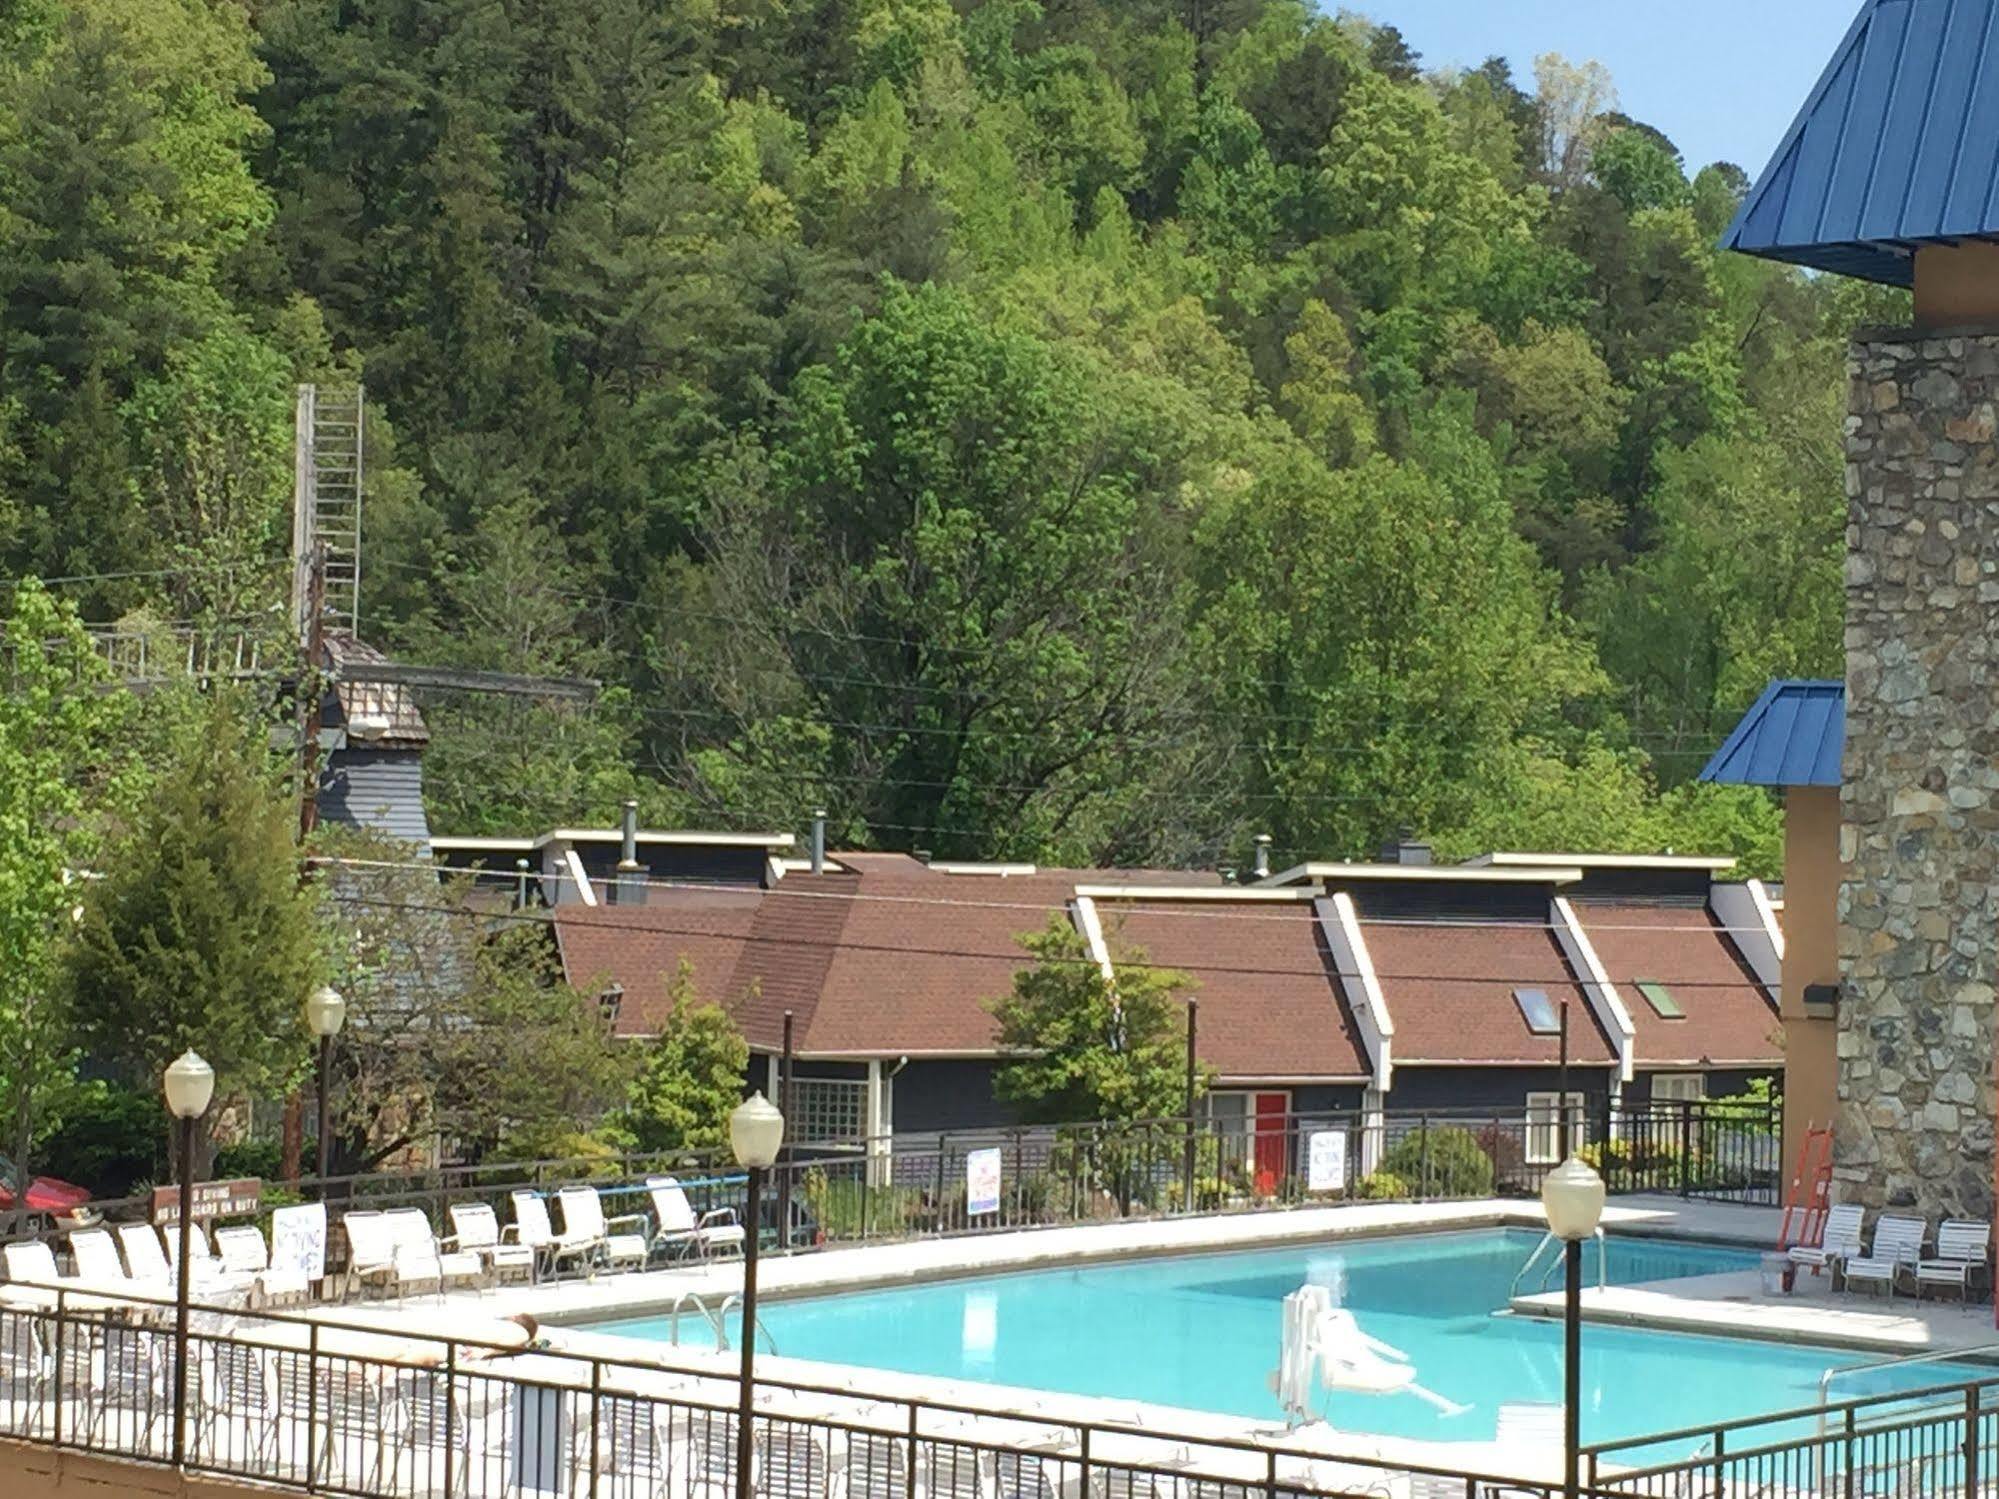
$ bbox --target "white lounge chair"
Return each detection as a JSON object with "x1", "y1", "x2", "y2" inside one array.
[
  {"x1": 645, "y1": 1177, "x2": 745, "y2": 1261},
  {"x1": 557, "y1": 1187, "x2": 647, "y2": 1274},
  {"x1": 120, "y1": 1221, "x2": 248, "y2": 1300},
  {"x1": 510, "y1": 1191, "x2": 598, "y2": 1280},
  {"x1": 384, "y1": 1208, "x2": 485, "y2": 1298},
  {"x1": 1916, "y1": 1218, "x2": 1991, "y2": 1302},
  {"x1": 70, "y1": 1228, "x2": 153, "y2": 1301},
  {"x1": 214, "y1": 1224, "x2": 312, "y2": 1305},
  {"x1": 445, "y1": 1203, "x2": 537, "y2": 1283},
  {"x1": 1845, "y1": 1214, "x2": 1926, "y2": 1297},
  {"x1": 340, "y1": 1211, "x2": 401, "y2": 1298},
  {"x1": 160, "y1": 1220, "x2": 258, "y2": 1300},
  {"x1": 0, "y1": 1242, "x2": 79, "y2": 1314},
  {"x1": 1787, "y1": 1202, "x2": 1864, "y2": 1286}
]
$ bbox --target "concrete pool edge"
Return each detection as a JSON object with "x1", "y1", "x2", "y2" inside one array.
[{"x1": 1511, "y1": 1274, "x2": 1999, "y2": 1359}]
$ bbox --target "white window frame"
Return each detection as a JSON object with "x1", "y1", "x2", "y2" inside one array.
[
  {"x1": 1525, "y1": 1091, "x2": 1587, "y2": 1165},
  {"x1": 1650, "y1": 1072, "x2": 1707, "y2": 1104}
]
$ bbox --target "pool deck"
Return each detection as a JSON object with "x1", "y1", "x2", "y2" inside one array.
[{"x1": 1514, "y1": 1262, "x2": 1999, "y2": 1358}]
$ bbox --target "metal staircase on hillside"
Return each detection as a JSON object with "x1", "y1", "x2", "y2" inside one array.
[{"x1": 292, "y1": 383, "x2": 365, "y2": 643}]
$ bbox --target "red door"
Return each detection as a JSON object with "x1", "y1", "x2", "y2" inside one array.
[{"x1": 1253, "y1": 1092, "x2": 1290, "y2": 1194}]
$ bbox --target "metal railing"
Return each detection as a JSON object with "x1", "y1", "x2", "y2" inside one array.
[
  {"x1": 13, "y1": 1099, "x2": 1780, "y2": 1265},
  {"x1": 1584, "y1": 1371, "x2": 1999, "y2": 1497},
  {"x1": 0, "y1": 1285, "x2": 1585, "y2": 1499}
]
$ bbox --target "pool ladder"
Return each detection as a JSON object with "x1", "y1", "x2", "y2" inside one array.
[
  {"x1": 666, "y1": 1289, "x2": 780, "y2": 1354},
  {"x1": 1509, "y1": 1229, "x2": 1609, "y2": 1300}
]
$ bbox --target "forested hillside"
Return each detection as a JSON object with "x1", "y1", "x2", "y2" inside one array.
[{"x1": 0, "y1": 0, "x2": 1900, "y2": 872}]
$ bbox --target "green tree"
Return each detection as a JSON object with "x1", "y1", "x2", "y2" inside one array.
[
  {"x1": 0, "y1": 582, "x2": 139, "y2": 1224},
  {"x1": 620, "y1": 961, "x2": 751, "y2": 1152},
  {"x1": 65, "y1": 691, "x2": 319, "y2": 1157},
  {"x1": 990, "y1": 918, "x2": 1202, "y2": 1124}
]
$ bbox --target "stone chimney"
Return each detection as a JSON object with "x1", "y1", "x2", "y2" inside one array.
[{"x1": 1837, "y1": 325, "x2": 1999, "y2": 1220}]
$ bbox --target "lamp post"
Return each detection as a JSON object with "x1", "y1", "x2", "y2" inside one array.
[
  {"x1": 163, "y1": 1049, "x2": 215, "y2": 1470},
  {"x1": 305, "y1": 985, "x2": 346, "y2": 1190},
  {"x1": 1542, "y1": 1152, "x2": 1606, "y2": 1499},
  {"x1": 729, "y1": 1091, "x2": 785, "y2": 1499}
]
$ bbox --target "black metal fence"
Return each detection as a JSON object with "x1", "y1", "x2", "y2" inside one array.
[
  {"x1": 5, "y1": 1099, "x2": 1780, "y2": 1266},
  {"x1": 1585, "y1": 1375, "x2": 1999, "y2": 1497},
  {"x1": 0, "y1": 1285, "x2": 1578, "y2": 1499}
]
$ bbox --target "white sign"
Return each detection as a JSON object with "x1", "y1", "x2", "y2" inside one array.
[
  {"x1": 1306, "y1": 1129, "x2": 1349, "y2": 1193},
  {"x1": 270, "y1": 1201, "x2": 328, "y2": 1280},
  {"x1": 966, "y1": 1147, "x2": 1003, "y2": 1216}
]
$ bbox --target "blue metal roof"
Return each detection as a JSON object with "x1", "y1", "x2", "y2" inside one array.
[
  {"x1": 1722, "y1": 0, "x2": 1999, "y2": 286},
  {"x1": 1699, "y1": 681, "x2": 1846, "y2": 788}
]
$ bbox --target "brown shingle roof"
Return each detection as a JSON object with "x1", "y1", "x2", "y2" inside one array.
[
  {"x1": 554, "y1": 892, "x2": 762, "y2": 1033},
  {"x1": 1361, "y1": 918, "x2": 1614, "y2": 1065},
  {"x1": 1094, "y1": 901, "x2": 1370, "y2": 1081},
  {"x1": 1575, "y1": 903, "x2": 1780, "y2": 1066}
]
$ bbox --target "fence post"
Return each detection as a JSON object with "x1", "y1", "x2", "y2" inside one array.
[
  {"x1": 305, "y1": 1322, "x2": 320, "y2": 1493},
  {"x1": 1713, "y1": 1426, "x2": 1726, "y2": 1499},
  {"x1": 1843, "y1": 1407, "x2": 1857, "y2": 1499},
  {"x1": 933, "y1": 1143, "x2": 947, "y2": 1229},
  {"x1": 1678, "y1": 1104, "x2": 1692, "y2": 1198},
  {"x1": 51, "y1": 1289, "x2": 65, "y2": 1449},
  {"x1": 1968, "y1": 1384, "x2": 1982, "y2": 1499},
  {"x1": 1079, "y1": 1426, "x2": 1092, "y2": 1499},
  {"x1": 590, "y1": 1359, "x2": 603, "y2": 1499},
  {"x1": 904, "y1": 1401, "x2": 919, "y2": 1499},
  {"x1": 1418, "y1": 1115, "x2": 1431, "y2": 1201},
  {"x1": 444, "y1": 1339, "x2": 458, "y2": 1499}
]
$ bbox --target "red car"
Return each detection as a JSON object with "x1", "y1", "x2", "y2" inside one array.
[{"x1": 0, "y1": 1154, "x2": 93, "y2": 1217}]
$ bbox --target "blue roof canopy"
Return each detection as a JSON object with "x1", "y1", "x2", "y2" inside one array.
[
  {"x1": 1699, "y1": 681, "x2": 1846, "y2": 789},
  {"x1": 1722, "y1": 0, "x2": 1999, "y2": 286}
]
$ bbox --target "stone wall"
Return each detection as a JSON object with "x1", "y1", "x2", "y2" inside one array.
[{"x1": 1837, "y1": 326, "x2": 1999, "y2": 1219}]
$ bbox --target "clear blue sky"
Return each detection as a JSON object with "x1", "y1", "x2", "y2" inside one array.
[{"x1": 1354, "y1": 1, "x2": 1859, "y2": 177}]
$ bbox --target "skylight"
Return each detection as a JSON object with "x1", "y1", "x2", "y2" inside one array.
[
  {"x1": 1513, "y1": 987, "x2": 1561, "y2": 1035},
  {"x1": 1636, "y1": 980, "x2": 1684, "y2": 1019}
]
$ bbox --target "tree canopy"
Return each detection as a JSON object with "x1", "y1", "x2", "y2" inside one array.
[{"x1": 0, "y1": 0, "x2": 1880, "y2": 877}]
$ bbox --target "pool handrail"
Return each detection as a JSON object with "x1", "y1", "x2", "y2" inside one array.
[{"x1": 1815, "y1": 1339, "x2": 1999, "y2": 1420}]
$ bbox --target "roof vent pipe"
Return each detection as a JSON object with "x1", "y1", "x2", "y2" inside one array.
[
  {"x1": 515, "y1": 857, "x2": 531, "y2": 909},
  {"x1": 811, "y1": 808, "x2": 826, "y2": 874},
  {"x1": 1253, "y1": 834, "x2": 1272, "y2": 880},
  {"x1": 616, "y1": 799, "x2": 644, "y2": 906}
]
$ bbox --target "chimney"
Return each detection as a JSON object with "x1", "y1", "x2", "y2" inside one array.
[
  {"x1": 1378, "y1": 826, "x2": 1432, "y2": 866},
  {"x1": 810, "y1": 808, "x2": 826, "y2": 874},
  {"x1": 615, "y1": 799, "x2": 644, "y2": 905},
  {"x1": 1252, "y1": 833, "x2": 1272, "y2": 880}
]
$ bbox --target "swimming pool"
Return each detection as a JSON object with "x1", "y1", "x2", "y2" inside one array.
[{"x1": 600, "y1": 1229, "x2": 1993, "y2": 1447}]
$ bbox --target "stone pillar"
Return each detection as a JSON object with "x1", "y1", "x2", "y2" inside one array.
[{"x1": 1837, "y1": 326, "x2": 1999, "y2": 1219}]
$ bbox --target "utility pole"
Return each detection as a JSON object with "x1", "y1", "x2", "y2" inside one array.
[{"x1": 281, "y1": 541, "x2": 328, "y2": 1186}]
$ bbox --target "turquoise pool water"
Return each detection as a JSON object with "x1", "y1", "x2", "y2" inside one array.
[{"x1": 601, "y1": 1229, "x2": 1991, "y2": 1447}]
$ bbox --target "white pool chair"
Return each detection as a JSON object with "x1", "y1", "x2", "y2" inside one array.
[
  {"x1": 1845, "y1": 1214, "x2": 1926, "y2": 1297},
  {"x1": 339, "y1": 1211, "x2": 401, "y2": 1298},
  {"x1": 214, "y1": 1224, "x2": 311, "y2": 1306},
  {"x1": 161, "y1": 1221, "x2": 258, "y2": 1301},
  {"x1": 589, "y1": 1392, "x2": 672, "y2": 1499},
  {"x1": 760, "y1": 1424, "x2": 835, "y2": 1499},
  {"x1": 675, "y1": 1406, "x2": 744, "y2": 1499},
  {"x1": 2, "y1": 1242, "x2": 76, "y2": 1307},
  {"x1": 645, "y1": 1177, "x2": 746, "y2": 1261},
  {"x1": 1787, "y1": 1202, "x2": 1864, "y2": 1286},
  {"x1": 510, "y1": 1191, "x2": 599, "y2": 1280},
  {"x1": 69, "y1": 1228, "x2": 155, "y2": 1303},
  {"x1": 384, "y1": 1208, "x2": 485, "y2": 1298},
  {"x1": 558, "y1": 1186, "x2": 647, "y2": 1273},
  {"x1": 196, "y1": 1340, "x2": 278, "y2": 1469},
  {"x1": 446, "y1": 1202, "x2": 538, "y2": 1284},
  {"x1": 843, "y1": 1430, "x2": 911, "y2": 1499},
  {"x1": 1916, "y1": 1218, "x2": 1991, "y2": 1302}
]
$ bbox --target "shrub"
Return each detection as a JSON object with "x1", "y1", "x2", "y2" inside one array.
[
  {"x1": 34, "y1": 1080, "x2": 167, "y2": 1198},
  {"x1": 1357, "y1": 1170, "x2": 1412, "y2": 1200},
  {"x1": 1380, "y1": 1126, "x2": 1494, "y2": 1198}
]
